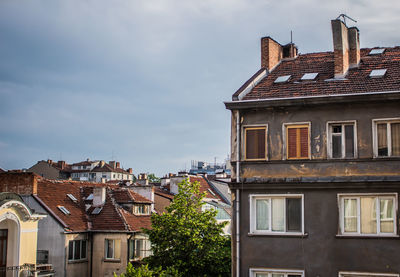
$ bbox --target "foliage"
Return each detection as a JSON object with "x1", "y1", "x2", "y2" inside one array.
[
  {"x1": 147, "y1": 173, "x2": 161, "y2": 183},
  {"x1": 114, "y1": 263, "x2": 180, "y2": 277},
  {"x1": 144, "y1": 178, "x2": 231, "y2": 277}
]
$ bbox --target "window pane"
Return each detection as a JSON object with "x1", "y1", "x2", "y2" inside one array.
[
  {"x1": 81, "y1": 241, "x2": 86, "y2": 259},
  {"x1": 286, "y1": 198, "x2": 301, "y2": 232},
  {"x1": 380, "y1": 198, "x2": 394, "y2": 233},
  {"x1": 136, "y1": 240, "x2": 143, "y2": 258},
  {"x1": 255, "y1": 274, "x2": 268, "y2": 277},
  {"x1": 246, "y1": 129, "x2": 266, "y2": 159},
  {"x1": 287, "y1": 128, "x2": 297, "y2": 158},
  {"x1": 129, "y1": 240, "x2": 135, "y2": 259},
  {"x1": 332, "y1": 135, "x2": 342, "y2": 158},
  {"x1": 360, "y1": 197, "x2": 377, "y2": 234},
  {"x1": 391, "y1": 123, "x2": 400, "y2": 156},
  {"x1": 68, "y1": 241, "x2": 74, "y2": 260},
  {"x1": 272, "y1": 198, "x2": 285, "y2": 231},
  {"x1": 106, "y1": 240, "x2": 113, "y2": 258},
  {"x1": 114, "y1": 240, "x2": 121, "y2": 259},
  {"x1": 256, "y1": 199, "x2": 269, "y2": 230},
  {"x1": 344, "y1": 199, "x2": 357, "y2": 232},
  {"x1": 299, "y1": 127, "x2": 309, "y2": 158},
  {"x1": 377, "y1": 123, "x2": 388, "y2": 156},
  {"x1": 345, "y1": 125, "x2": 355, "y2": 158},
  {"x1": 272, "y1": 274, "x2": 284, "y2": 277}
]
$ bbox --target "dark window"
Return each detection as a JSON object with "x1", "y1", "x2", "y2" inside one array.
[
  {"x1": 345, "y1": 125, "x2": 355, "y2": 157},
  {"x1": 245, "y1": 127, "x2": 266, "y2": 160},
  {"x1": 68, "y1": 240, "x2": 87, "y2": 261},
  {"x1": 286, "y1": 198, "x2": 301, "y2": 232},
  {"x1": 330, "y1": 123, "x2": 355, "y2": 158}
]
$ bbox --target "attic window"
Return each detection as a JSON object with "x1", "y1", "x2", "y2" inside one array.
[
  {"x1": 301, "y1": 73, "x2": 318, "y2": 81},
  {"x1": 67, "y1": 194, "x2": 77, "y2": 202},
  {"x1": 369, "y1": 69, "x2": 387, "y2": 78},
  {"x1": 369, "y1": 48, "x2": 385, "y2": 55},
  {"x1": 207, "y1": 188, "x2": 216, "y2": 196},
  {"x1": 86, "y1": 194, "x2": 94, "y2": 200},
  {"x1": 274, "y1": 75, "x2": 291, "y2": 83},
  {"x1": 58, "y1": 206, "x2": 70, "y2": 215},
  {"x1": 92, "y1": 207, "x2": 103, "y2": 215}
]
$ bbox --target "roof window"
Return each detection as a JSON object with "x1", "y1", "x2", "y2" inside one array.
[
  {"x1": 207, "y1": 188, "x2": 216, "y2": 196},
  {"x1": 301, "y1": 73, "x2": 318, "y2": 80},
  {"x1": 86, "y1": 194, "x2": 94, "y2": 200},
  {"x1": 369, "y1": 48, "x2": 385, "y2": 55},
  {"x1": 67, "y1": 194, "x2": 77, "y2": 202},
  {"x1": 57, "y1": 206, "x2": 70, "y2": 215},
  {"x1": 369, "y1": 69, "x2": 387, "y2": 78},
  {"x1": 274, "y1": 75, "x2": 291, "y2": 83},
  {"x1": 92, "y1": 207, "x2": 103, "y2": 215}
]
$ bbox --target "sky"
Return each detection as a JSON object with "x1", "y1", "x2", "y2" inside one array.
[{"x1": 1, "y1": 0, "x2": 400, "y2": 176}]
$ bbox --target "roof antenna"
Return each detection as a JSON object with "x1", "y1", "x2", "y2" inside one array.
[
  {"x1": 290, "y1": 30, "x2": 293, "y2": 44},
  {"x1": 336, "y1": 14, "x2": 357, "y2": 26}
]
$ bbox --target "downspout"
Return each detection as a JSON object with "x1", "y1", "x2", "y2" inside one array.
[
  {"x1": 89, "y1": 232, "x2": 93, "y2": 277},
  {"x1": 235, "y1": 110, "x2": 240, "y2": 277}
]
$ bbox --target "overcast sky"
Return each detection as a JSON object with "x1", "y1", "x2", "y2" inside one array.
[{"x1": 0, "y1": 0, "x2": 399, "y2": 176}]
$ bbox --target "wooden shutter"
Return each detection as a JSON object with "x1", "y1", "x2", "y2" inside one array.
[
  {"x1": 287, "y1": 125, "x2": 309, "y2": 159},
  {"x1": 245, "y1": 127, "x2": 266, "y2": 160}
]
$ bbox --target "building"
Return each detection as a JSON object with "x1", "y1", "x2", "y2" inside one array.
[
  {"x1": 28, "y1": 160, "x2": 70, "y2": 180},
  {"x1": 0, "y1": 172, "x2": 152, "y2": 277},
  {"x1": 225, "y1": 18, "x2": 400, "y2": 277}
]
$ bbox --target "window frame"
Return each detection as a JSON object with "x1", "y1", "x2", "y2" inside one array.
[
  {"x1": 327, "y1": 120, "x2": 358, "y2": 159},
  {"x1": 372, "y1": 118, "x2": 400, "y2": 158},
  {"x1": 68, "y1": 240, "x2": 87, "y2": 262},
  {"x1": 283, "y1": 122, "x2": 311, "y2": 160},
  {"x1": 338, "y1": 193, "x2": 398, "y2": 237},
  {"x1": 249, "y1": 194, "x2": 304, "y2": 235},
  {"x1": 129, "y1": 237, "x2": 152, "y2": 260},
  {"x1": 104, "y1": 239, "x2": 121, "y2": 260},
  {"x1": 242, "y1": 124, "x2": 268, "y2": 161},
  {"x1": 249, "y1": 268, "x2": 304, "y2": 277},
  {"x1": 339, "y1": 272, "x2": 399, "y2": 277}
]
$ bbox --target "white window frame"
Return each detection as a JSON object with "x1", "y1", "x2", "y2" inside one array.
[
  {"x1": 372, "y1": 118, "x2": 400, "y2": 158},
  {"x1": 249, "y1": 194, "x2": 304, "y2": 235},
  {"x1": 327, "y1": 120, "x2": 358, "y2": 159},
  {"x1": 282, "y1": 122, "x2": 311, "y2": 160},
  {"x1": 339, "y1": 271, "x2": 399, "y2": 277},
  {"x1": 249, "y1": 268, "x2": 304, "y2": 277},
  {"x1": 242, "y1": 124, "x2": 268, "y2": 161},
  {"x1": 104, "y1": 239, "x2": 121, "y2": 260},
  {"x1": 338, "y1": 193, "x2": 398, "y2": 237}
]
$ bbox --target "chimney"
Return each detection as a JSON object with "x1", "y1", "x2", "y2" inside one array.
[
  {"x1": 47, "y1": 159, "x2": 53, "y2": 164},
  {"x1": 58, "y1": 161, "x2": 66, "y2": 170},
  {"x1": 137, "y1": 173, "x2": 148, "y2": 186},
  {"x1": 261, "y1": 37, "x2": 283, "y2": 71},
  {"x1": 116, "y1": 162, "x2": 120, "y2": 169},
  {"x1": 348, "y1": 27, "x2": 360, "y2": 68},
  {"x1": 109, "y1": 161, "x2": 116, "y2": 169},
  {"x1": 100, "y1": 160, "x2": 105, "y2": 167},
  {"x1": 127, "y1": 168, "x2": 133, "y2": 174},
  {"x1": 93, "y1": 187, "x2": 106, "y2": 206},
  {"x1": 331, "y1": 19, "x2": 350, "y2": 78}
]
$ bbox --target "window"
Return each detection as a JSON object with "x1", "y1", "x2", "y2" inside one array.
[
  {"x1": 134, "y1": 204, "x2": 150, "y2": 215},
  {"x1": 339, "y1": 194, "x2": 397, "y2": 236},
  {"x1": 369, "y1": 48, "x2": 385, "y2": 55},
  {"x1": 104, "y1": 239, "x2": 121, "y2": 260},
  {"x1": 67, "y1": 194, "x2": 77, "y2": 202},
  {"x1": 68, "y1": 240, "x2": 87, "y2": 261},
  {"x1": 250, "y1": 194, "x2": 304, "y2": 234},
  {"x1": 327, "y1": 122, "x2": 356, "y2": 159},
  {"x1": 250, "y1": 268, "x2": 304, "y2": 277},
  {"x1": 373, "y1": 119, "x2": 400, "y2": 157},
  {"x1": 274, "y1": 75, "x2": 291, "y2": 83},
  {"x1": 57, "y1": 206, "x2": 70, "y2": 215},
  {"x1": 129, "y1": 238, "x2": 152, "y2": 260},
  {"x1": 244, "y1": 126, "x2": 267, "y2": 160},
  {"x1": 339, "y1": 272, "x2": 398, "y2": 277},
  {"x1": 284, "y1": 123, "x2": 310, "y2": 159},
  {"x1": 369, "y1": 69, "x2": 387, "y2": 78},
  {"x1": 301, "y1": 72, "x2": 318, "y2": 80}
]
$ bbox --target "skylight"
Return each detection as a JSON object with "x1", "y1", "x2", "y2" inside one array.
[
  {"x1": 67, "y1": 194, "x2": 77, "y2": 202},
  {"x1": 369, "y1": 69, "x2": 387, "y2": 78},
  {"x1": 92, "y1": 207, "x2": 103, "y2": 215},
  {"x1": 207, "y1": 188, "x2": 216, "y2": 196},
  {"x1": 86, "y1": 194, "x2": 94, "y2": 200},
  {"x1": 301, "y1": 73, "x2": 318, "y2": 80},
  {"x1": 58, "y1": 206, "x2": 70, "y2": 215},
  {"x1": 369, "y1": 48, "x2": 385, "y2": 55},
  {"x1": 274, "y1": 75, "x2": 291, "y2": 83}
]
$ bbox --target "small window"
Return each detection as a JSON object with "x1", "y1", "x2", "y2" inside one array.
[
  {"x1": 300, "y1": 72, "x2": 318, "y2": 80},
  {"x1": 58, "y1": 206, "x2": 70, "y2": 215},
  {"x1": 104, "y1": 239, "x2": 121, "y2": 260},
  {"x1": 328, "y1": 122, "x2": 356, "y2": 159},
  {"x1": 68, "y1": 240, "x2": 87, "y2": 261},
  {"x1": 207, "y1": 188, "x2": 216, "y2": 196},
  {"x1": 274, "y1": 75, "x2": 291, "y2": 83},
  {"x1": 369, "y1": 48, "x2": 385, "y2": 55},
  {"x1": 250, "y1": 268, "x2": 304, "y2": 277},
  {"x1": 374, "y1": 119, "x2": 400, "y2": 157},
  {"x1": 134, "y1": 204, "x2": 150, "y2": 215},
  {"x1": 285, "y1": 124, "x2": 310, "y2": 160},
  {"x1": 250, "y1": 194, "x2": 303, "y2": 234},
  {"x1": 67, "y1": 194, "x2": 77, "y2": 202},
  {"x1": 244, "y1": 127, "x2": 267, "y2": 160},
  {"x1": 86, "y1": 194, "x2": 94, "y2": 200},
  {"x1": 369, "y1": 69, "x2": 387, "y2": 78},
  {"x1": 92, "y1": 207, "x2": 103, "y2": 215},
  {"x1": 339, "y1": 193, "x2": 397, "y2": 236}
]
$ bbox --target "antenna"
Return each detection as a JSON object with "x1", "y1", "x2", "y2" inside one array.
[
  {"x1": 290, "y1": 30, "x2": 293, "y2": 44},
  {"x1": 336, "y1": 14, "x2": 357, "y2": 25}
]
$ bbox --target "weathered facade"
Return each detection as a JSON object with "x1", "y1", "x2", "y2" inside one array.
[{"x1": 225, "y1": 18, "x2": 400, "y2": 277}]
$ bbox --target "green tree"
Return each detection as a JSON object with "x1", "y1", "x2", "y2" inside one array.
[
  {"x1": 114, "y1": 264, "x2": 180, "y2": 277},
  {"x1": 147, "y1": 173, "x2": 161, "y2": 183},
  {"x1": 144, "y1": 178, "x2": 231, "y2": 277}
]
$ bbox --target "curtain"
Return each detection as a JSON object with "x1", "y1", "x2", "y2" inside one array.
[
  {"x1": 391, "y1": 123, "x2": 400, "y2": 156},
  {"x1": 377, "y1": 123, "x2": 388, "y2": 156},
  {"x1": 344, "y1": 199, "x2": 357, "y2": 232},
  {"x1": 256, "y1": 199, "x2": 269, "y2": 230},
  {"x1": 272, "y1": 198, "x2": 285, "y2": 231},
  {"x1": 380, "y1": 198, "x2": 394, "y2": 233},
  {"x1": 360, "y1": 197, "x2": 377, "y2": 234}
]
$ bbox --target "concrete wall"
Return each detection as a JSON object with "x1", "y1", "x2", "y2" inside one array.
[
  {"x1": 28, "y1": 161, "x2": 60, "y2": 180},
  {"x1": 65, "y1": 233, "x2": 89, "y2": 277}
]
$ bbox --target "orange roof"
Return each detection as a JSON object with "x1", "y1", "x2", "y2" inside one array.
[{"x1": 119, "y1": 208, "x2": 152, "y2": 232}]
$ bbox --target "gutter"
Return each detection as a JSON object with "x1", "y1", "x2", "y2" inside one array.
[{"x1": 235, "y1": 110, "x2": 240, "y2": 277}]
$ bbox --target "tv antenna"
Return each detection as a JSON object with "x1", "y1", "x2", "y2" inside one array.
[{"x1": 336, "y1": 14, "x2": 357, "y2": 25}]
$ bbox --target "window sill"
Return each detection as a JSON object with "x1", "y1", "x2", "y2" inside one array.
[
  {"x1": 248, "y1": 232, "x2": 308, "y2": 238},
  {"x1": 103, "y1": 258, "x2": 121, "y2": 263},
  {"x1": 336, "y1": 234, "x2": 399, "y2": 239},
  {"x1": 68, "y1": 259, "x2": 88, "y2": 264}
]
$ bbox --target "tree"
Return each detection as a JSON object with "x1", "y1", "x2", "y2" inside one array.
[
  {"x1": 144, "y1": 178, "x2": 231, "y2": 277},
  {"x1": 147, "y1": 173, "x2": 160, "y2": 183},
  {"x1": 114, "y1": 264, "x2": 180, "y2": 277}
]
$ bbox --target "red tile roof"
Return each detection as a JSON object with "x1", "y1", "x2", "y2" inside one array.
[
  {"x1": 237, "y1": 47, "x2": 400, "y2": 101},
  {"x1": 119, "y1": 208, "x2": 152, "y2": 232},
  {"x1": 0, "y1": 168, "x2": 5, "y2": 173},
  {"x1": 154, "y1": 187, "x2": 174, "y2": 200},
  {"x1": 189, "y1": 176, "x2": 225, "y2": 202},
  {"x1": 112, "y1": 188, "x2": 152, "y2": 204}
]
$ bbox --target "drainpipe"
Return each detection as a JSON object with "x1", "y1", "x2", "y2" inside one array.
[
  {"x1": 235, "y1": 110, "x2": 240, "y2": 277},
  {"x1": 89, "y1": 232, "x2": 93, "y2": 277}
]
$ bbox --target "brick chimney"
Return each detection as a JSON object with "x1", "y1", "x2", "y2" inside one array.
[
  {"x1": 261, "y1": 37, "x2": 283, "y2": 71},
  {"x1": 331, "y1": 19, "x2": 359, "y2": 77},
  {"x1": 58, "y1": 161, "x2": 66, "y2": 170},
  {"x1": 109, "y1": 161, "x2": 116, "y2": 169},
  {"x1": 127, "y1": 168, "x2": 133, "y2": 174},
  {"x1": 116, "y1": 162, "x2": 120, "y2": 169}
]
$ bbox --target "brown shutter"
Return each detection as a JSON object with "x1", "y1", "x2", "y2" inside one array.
[
  {"x1": 299, "y1": 127, "x2": 309, "y2": 158},
  {"x1": 287, "y1": 128, "x2": 297, "y2": 158},
  {"x1": 245, "y1": 128, "x2": 266, "y2": 159}
]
